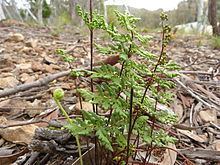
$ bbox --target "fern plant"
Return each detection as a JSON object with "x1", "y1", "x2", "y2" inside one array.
[{"x1": 63, "y1": 6, "x2": 179, "y2": 164}]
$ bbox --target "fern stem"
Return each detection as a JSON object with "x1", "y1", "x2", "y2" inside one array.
[
  {"x1": 54, "y1": 98, "x2": 72, "y2": 123},
  {"x1": 89, "y1": 0, "x2": 99, "y2": 164},
  {"x1": 141, "y1": 21, "x2": 165, "y2": 103},
  {"x1": 126, "y1": 88, "x2": 134, "y2": 164},
  {"x1": 54, "y1": 98, "x2": 83, "y2": 165}
]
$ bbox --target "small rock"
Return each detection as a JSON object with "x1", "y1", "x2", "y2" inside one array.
[
  {"x1": 0, "y1": 77, "x2": 19, "y2": 88},
  {"x1": 8, "y1": 33, "x2": 24, "y2": 42},
  {"x1": 20, "y1": 46, "x2": 33, "y2": 54},
  {"x1": 32, "y1": 62, "x2": 44, "y2": 72},
  {"x1": 15, "y1": 63, "x2": 32, "y2": 70},
  {"x1": 20, "y1": 73, "x2": 35, "y2": 83},
  {"x1": 44, "y1": 64, "x2": 54, "y2": 73},
  {"x1": 43, "y1": 56, "x2": 57, "y2": 65},
  {"x1": 0, "y1": 48, "x2": 5, "y2": 54},
  {"x1": 0, "y1": 59, "x2": 13, "y2": 69},
  {"x1": 25, "y1": 38, "x2": 38, "y2": 48}
]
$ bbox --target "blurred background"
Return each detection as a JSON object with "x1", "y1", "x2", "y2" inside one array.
[{"x1": 0, "y1": 0, "x2": 219, "y2": 35}]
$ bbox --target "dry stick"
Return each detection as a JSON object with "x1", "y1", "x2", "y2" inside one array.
[
  {"x1": 0, "y1": 114, "x2": 83, "y2": 129},
  {"x1": 189, "y1": 103, "x2": 195, "y2": 127},
  {"x1": 24, "y1": 152, "x2": 40, "y2": 165},
  {"x1": 0, "y1": 53, "x2": 130, "y2": 99},
  {"x1": 179, "y1": 70, "x2": 220, "y2": 76},
  {"x1": 66, "y1": 45, "x2": 88, "y2": 54},
  {"x1": 174, "y1": 78, "x2": 220, "y2": 111},
  {"x1": 0, "y1": 70, "x2": 71, "y2": 98},
  {"x1": 0, "y1": 120, "x2": 49, "y2": 129}
]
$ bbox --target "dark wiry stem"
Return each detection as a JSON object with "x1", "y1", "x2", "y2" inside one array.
[
  {"x1": 89, "y1": 0, "x2": 94, "y2": 94},
  {"x1": 107, "y1": 30, "x2": 134, "y2": 126},
  {"x1": 126, "y1": 88, "x2": 134, "y2": 164},
  {"x1": 145, "y1": 99, "x2": 158, "y2": 164},
  {"x1": 89, "y1": 0, "x2": 98, "y2": 164},
  {"x1": 141, "y1": 21, "x2": 165, "y2": 103}
]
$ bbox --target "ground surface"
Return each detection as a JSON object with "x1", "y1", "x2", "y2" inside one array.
[{"x1": 0, "y1": 20, "x2": 220, "y2": 165}]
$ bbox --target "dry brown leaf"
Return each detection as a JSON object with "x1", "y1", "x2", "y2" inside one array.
[
  {"x1": 212, "y1": 140, "x2": 220, "y2": 151},
  {"x1": 178, "y1": 129, "x2": 207, "y2": 143},
  {"x1": 171, "y1": 99, "x2": 184, "y2": 120},
  {"x1": 43, "y1": 56, "x2": 57, "y2": 64},
  {"x1": 0, "y1": 116, "x2": 38, "y2": 145},
  {"x1": 15, "y1": 63, "x2": 32, "y2": 70},
  {"x1": 35, "y1": 109, "x2": 59, "y2": 127},
  {"x1": 159, "y1": 144, "x2": 177, "y2": 165},
  {"x1": 20, "y1": 73, "x2": 35, "y2": 83},
  {"x1": 179, "y1": 93, "x2": 194, "y2": 108},
  {"x1": 194, "y1": 83, "x2": 220, "y2": 104},
  {"x1": 199, "y1": 109, "x2": 217, "y2": 123},
  {"x1": 31, "y1": 62, "x2": 44, "y2": 72},
  {"x1": 74, "y1": 102, "x2": 93, "y2": 114}
]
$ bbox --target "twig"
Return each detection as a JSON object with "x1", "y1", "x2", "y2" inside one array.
[
  {"x1": 179, "y1": 70, "x2": 217, "y2": 75},
  {"x1": 175, "y1": 78, "x2": 220, "y2": 111},
  {"x1": 0, "y1": 114, "x2": 83, "y2": 129},
  {"x1": 0, "y1": 120, "x2": 49, "y2": 129},
  {"x1": 0, "y1": 52, "x2": 126, "y2": 98},
  {"x1": 189, "y1": 103, "x2": 195, "y2": 127},
  {"x1": 66, "y1": 45, "x2": 88, "y2": 54},
  {"x1": 0, "y1": 70, "x2": 71, "y2": 98},
  {"x1": 210, "y1": 122, "x2": 220, "y2": 130}
]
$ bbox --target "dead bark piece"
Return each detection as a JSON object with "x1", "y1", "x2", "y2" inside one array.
[
  {"x1": 94, "y1": 55, "x2": 120, "y2": 66},
  {"x1": 0, "y1": 147, "x2": 28, "y2": 165},
  {"x1": 30, "y1": 139, "x2": 92, "y2": 155},
  {"x1": 23, "y1": 152, "x2": 40, "y2": 165},
  {"x1": 34, "y1": 127, "x2": 71, "y2": 144},
  {"x1": 179, "y1": 148, "x2": 220, "y2": 161}
]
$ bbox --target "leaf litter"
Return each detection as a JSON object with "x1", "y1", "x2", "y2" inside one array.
[{"x1": 0, "y1": 20, "x2": 220, "y2": 164}]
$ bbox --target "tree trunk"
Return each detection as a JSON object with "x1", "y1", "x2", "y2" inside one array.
[
  {"x1": 69, "y1": 0, "x2": 75, "y2": 21},
  {"x1": 208, "y1": 0, "x2": 220, "y2": 36},
  {"x1": 104, "y1": 2, "x2": 107, "y2": 21},
  {"x1": 11, "y1": 0, "x2": 23, "y2": 21},
  {"x1": 36, "y1": 0, "x2": 43, "y2": 25},
  {"x1": 0, "y1": 0, "x2": 6, "y2": 20},
  {"x1": 197, "y1": 0, "x2": 204, "y2": 31}
]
